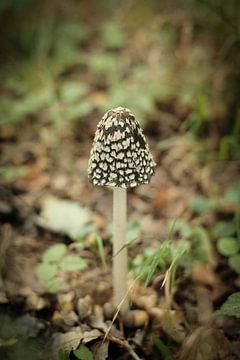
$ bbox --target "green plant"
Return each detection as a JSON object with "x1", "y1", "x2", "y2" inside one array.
[
  {"x1": 73, "y1": 345, "x2": 93, "y2": 360},
  {"x1": 130, "y1": 239, "x2": 189, "y2": 286},
  {"x1": 167, "y1": 219, "x2": 212, "y2": 266},
  {"x1": 36, "y1": 243, "x2": 87, "y2": 293},
  {"x1": 152, "y1": 334, "x2": 175, "y2": 360},
  {"x1": 58, "y1": 344, "x2": 93, "y2": 360},
  {"x1": 0, "y1": 166, "x2": 27, "y2": 183},
  {"x1": 213, "y1": 185, "x2": 240, "y2": 273},
  {"x1": 217, "y1": 292, "x2": 240, "y2": 318}
]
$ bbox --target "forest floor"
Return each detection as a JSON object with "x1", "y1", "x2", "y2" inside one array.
[{"x1": 0, "y1": 112, "x2": 240, "y2": 360}]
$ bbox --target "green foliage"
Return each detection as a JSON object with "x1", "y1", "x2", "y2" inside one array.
[
  {"x1": 36, "y1": 243, "x2": 87, "y2": 293},
  {"x1": 42, "y1": 244, "x2": 67, "y2": 263},
  {"x1": 212, "y1": 221, "x2": 236, "y2": 238},
  {"x1": 94, "y1": 234, "x2": 107, "y2": 268},
  {"x1": 58, "y1": 349, "x2": 70, "y2": 360},
  {"x1": 152, "y1": 335, "x2": 175, "y2": 360},
  {"x1": 59, "y1": 255, "x2": 87, "y2": 272},
  {"x1": 0, "y1": 0, "x2": 239, "y2": 159},
  {"x1": 188, "y1": 185, "x2": 240, "y2": 274},
  {"x1": 59, "y1": 82, "x2": 88, "y2": 104},
  {"x1": 217, "y1": 238, "x2": 239, "y2": 256},
  {"x1": 228, "y1": 254, "x2": 240, "y2": 274},
  {"x1": 0, "y1": 166, "x2": 27, "y2": 183},
  {"x1": 73, "y1": 345, "x2": 93, "y2": 360},
  {"x1": 207, "y1": 184, "x2": 240, "y2": 273},
  {"x1": 36, "y1": 263, "x2": 58, "y2": 283},
  {"x1": 224, "y1": 184, "x2": 240, "y2": 205},
  {"x1": 168, "y1": 219, "x2": 212, "y2": 265},
  {"x1": 0, "y1": 313, "x2": 48, "y2": 360},
  {"x1": 88, "y1": 52, "x2": 119, "y2": 78},
  {"x1": 187, "y1": 196, "x2": 213, "y2": 214},
  {"x1": 100, "y1": 21, "x2": 126, "y2": 49},
  {"x1": 217, "y1": 292, "x2": 240, "y2": 318},
  {"x1": 181, "y1": 91, "x2": 210, "y2": 136},
  {"x1": 130, "y1": 240, "x2": 189, "y2": 285}
]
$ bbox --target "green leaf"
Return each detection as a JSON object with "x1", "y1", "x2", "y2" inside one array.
[
  {"x1": 46, "y1": 276, "x2": 62, "y2": 293},
  {"x1": 36, "y1": 262, "x2": 58, "y2": 282},
  {"x1": 212, "y1": 221, "x2": 236, "y2": 238},
  {"x1": 95, "y1": 234, "x2": 106, "y2": 268},
  {"x1": 0, "y1": 166, "x2": 27, "y2": 183},
  {"x1": 73, "y1": 345, "x2": 93, "y2": 360},
  {"x1": 58, "y1": 349, "x2": 70, "y2": 360},
  {"x1": 224, "y1": 184, "x2": 240, "y2": 204},
  {"x1": 36, "y1": 262, "x2": 61, "y2": 293},
  {"x1": 152, "y1": 335, "x2": 175, "y2": 360},
  {"x1": 59, "y1": 255, "x2": 87, "y2": 272},
  {"x1": 126, "y1": 221, "x2": 141, "y2": 243},
  {"x1": 168, "y1": 218, "x2": 192, "y2": 238},
  {"x1": 229, "y1": 254, "x2": 240, "y2": 274},
  {"x1": 218, "y1": 292, "x2": 240, "y2": 318},
  {"x1": 190, "y1": 226, "x2": 212, "y2": 263},
  {"x1": 101, "y1": 22, "x2": 126, "y2": 48},
  {"x1": 217, "y1": 237, "x2": 239, "y2": 256},
  {"x1": 60, "y1": 82, "x2": 88, "y2": 103},
  {"x1": 188, "y1": 196, "x2": 212, "y2": 214},
  {"x1": 88, "y1": 52, "x2": 118, "y2": 75},
  {"x1": 63, "y1": 100, "x2": 93, "y2": 120},
  {"x1": 42, "y1": 244, "x2": 67, "y2": 263}
]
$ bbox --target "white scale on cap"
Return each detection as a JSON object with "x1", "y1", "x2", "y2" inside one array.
[{"x1": 88, "y1": 107, "x2": 156, "y2": 188}]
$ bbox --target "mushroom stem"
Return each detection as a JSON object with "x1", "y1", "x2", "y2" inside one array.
[{"x1": 113, "y1": 186, "x2": 128, "y2": 314}]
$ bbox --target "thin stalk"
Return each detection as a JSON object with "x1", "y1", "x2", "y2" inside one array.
[{"x1": 113, "y1": 187, "x2": 128, "y2": 314}]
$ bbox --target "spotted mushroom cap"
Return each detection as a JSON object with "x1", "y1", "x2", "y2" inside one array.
[{"x1": 88, "y1": 107, "x2": 156, "y2": 188}]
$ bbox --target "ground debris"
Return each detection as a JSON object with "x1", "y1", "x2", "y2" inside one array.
[{"x1": 179, "y1": 326, "x2": 235, "y2": 360}]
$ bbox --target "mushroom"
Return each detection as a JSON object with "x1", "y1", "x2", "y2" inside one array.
[{"x1": 88, "y1": 107, "x2": 156, "y2": 314}]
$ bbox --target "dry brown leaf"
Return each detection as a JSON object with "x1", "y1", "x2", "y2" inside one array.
[
  {"x1": 91, "y1": 340, "x2": 109, "y2": 360},
  {"x1": 82, "y1": 329, "x2": 102, "y2": 344},
  {"x1": 130, "y1": 280, "x2": 158, "y2": 310},
  {"x1": 192, "y1": 262, "x2": 218, "y2": 286},
  {"x1": 179, "y1": 326, "x2": 234, "y2": 360},
  {"x1": 77, "y1": 295, "x2": 93, "y2": 320},
  {"x1": 52, "y1": 327, "x2": 83, "y2": 353}
]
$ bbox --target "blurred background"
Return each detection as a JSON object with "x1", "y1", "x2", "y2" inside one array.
[
  {"x1": 0, "y1": 1, "x2": 240, "y2": 359},
  {"x1": 0, "y1": 0, "x2": 240, "y2": 145}
]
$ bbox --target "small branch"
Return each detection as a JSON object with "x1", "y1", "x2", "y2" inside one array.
[{"x1": 106, "y1": 335, "x2": 142, "y2": 360}]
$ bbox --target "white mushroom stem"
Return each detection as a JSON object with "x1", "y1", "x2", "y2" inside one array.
[{"x1": 113, "y1": 186, "x2": 128, "y2": 314}]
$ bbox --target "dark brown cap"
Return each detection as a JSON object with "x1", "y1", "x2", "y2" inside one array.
[{"x1": 88, "y1": 107, "x2": 156, "y2": 188}]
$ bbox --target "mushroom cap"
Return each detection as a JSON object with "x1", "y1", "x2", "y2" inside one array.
[{"x1": 88, "y1": 107, "x2": 156, "y2": 188}]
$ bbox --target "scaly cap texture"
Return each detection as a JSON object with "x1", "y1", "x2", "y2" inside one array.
[{"x1": 88, "y1": 107, "x2": 156, "y2": 188}]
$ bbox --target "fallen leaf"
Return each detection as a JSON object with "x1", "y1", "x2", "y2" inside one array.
[
  {"x1": 37, "y1": 196, "x2": 91, "y2": 240},
  {"x1": 82, "y1": 329, "x2": 102, "y2": 344},
  {"x1": 0, "y1": 337, "x2": 18, "y2": 347},
  {"x1": 92, "y1": 340, "x2": 109, "y2": 360},
  {"x1": 52, "y1": 328, "x2": 83, "y2": 353},
  {"x1": 179, "y1": 326, "x2": 233, "y2": 360},
  {"x1": 149, "y1": 309, "x2": 186, "y2": 343}
]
